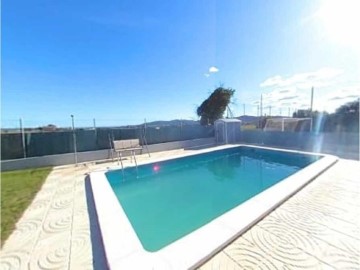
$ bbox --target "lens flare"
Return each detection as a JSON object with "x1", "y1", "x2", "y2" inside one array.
[
  {"x1": 312, "y1": 113, "x2": 325, "y2": 153},
  {"x1": 153, "y1": 165, "x2": 160, "y2": 172},
  {"x1": 317, "y1": 0, "x2": 360, "y2": 50}
]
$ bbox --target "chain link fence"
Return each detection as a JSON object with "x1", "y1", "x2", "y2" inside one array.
[{"x1": 1, "y1": 118, "x2": 214, "y2": 160}]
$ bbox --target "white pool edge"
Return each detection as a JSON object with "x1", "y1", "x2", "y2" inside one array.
[{"x1": 89, "y1": 144, "x2": 338, "y2": 270}]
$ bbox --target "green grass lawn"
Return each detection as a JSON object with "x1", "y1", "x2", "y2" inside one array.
[{"x1": 1, "y1": 167, "x2": 52, "y2": 245}]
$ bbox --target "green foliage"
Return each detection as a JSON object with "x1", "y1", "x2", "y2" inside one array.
[
  {"x1": 197, "y1": 87, "x2": 235, "y2": 125},
  {"x1": 1, "y1": 167, "x2": 52, "y2": 245},
  {"x1": 335, "y1": 99, "x2": 359, "y2": 115},
  {"x1": 293, "y1": 109, "x2": 311, "y2": 118},
  {"x1": 292, "y1": 99, "x2": 359, "y2": 132},
  {"x1": 259, "y1": 116, "x2": 270, "y2": 129},
  {"x1": 325, "y1": 100, "x2": 359, "y2": 132}
]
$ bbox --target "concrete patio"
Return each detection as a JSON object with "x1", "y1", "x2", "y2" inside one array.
[
  {"x1": 199, "y1": 158, "x2": 360, "y2": 269},
  {"x1": 0, "y1": 148, "x2": 359, "y2": 269}
]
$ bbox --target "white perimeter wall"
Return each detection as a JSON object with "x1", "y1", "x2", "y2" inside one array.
[
  {"x1": 2, "y1": 131, "x2": 358, "y2": 171},
  {"x1": 1, "y1": 138, "x2": 216, "y2": 171}
]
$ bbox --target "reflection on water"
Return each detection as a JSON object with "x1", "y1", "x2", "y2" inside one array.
[{"x1": 206, "y1": 153, "x2": 242, "y2": 180}]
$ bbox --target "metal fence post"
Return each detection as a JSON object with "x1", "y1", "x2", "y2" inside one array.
[
  {"x1": 71, "y1": 115, "x2": 78, "y2": 166},
  {"x1": 180, "y1": 119, "x2": 183, "y2": 140},
  {"x1": 93, "y1": 118, "x2": 97, "y2": 136},
  {"x1": 19, "y1": 118, "x2": 27, "y2": 158}
]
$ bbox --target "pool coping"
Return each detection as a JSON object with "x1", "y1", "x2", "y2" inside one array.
[{"x1": 89, "y1": 144, "x2": 338, "y2": 270}]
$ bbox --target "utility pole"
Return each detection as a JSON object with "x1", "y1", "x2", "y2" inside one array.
[
  {"x1": 260, "y1": 94, "x2": 263, "y2": 117},
  {"x1": 288, "y1": 107, "x2": 291, "y2": 117},
  {"x1": 143, "y1": 118, "x2": 150, "y2": 157},
  {"x1": 243, "y1": 104, "x2": 245, "y2": 116},
  {"x1": 269, "y1": 106, "x2": 272, "y2": 116},
  {"x1": 257, "y1": 105, "x2": 259, "y2": 117}
]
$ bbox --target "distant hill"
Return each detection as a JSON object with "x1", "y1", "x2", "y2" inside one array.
[
  {"x1": 147, "y1": 116, "x2": 287, "y2": 126},
  {"x1": 236, "y1": 115, "x2": 284, "y2": 124},
  {"x1": 146, "y1": 119, "x2": 200, "y2": 127},
  {"x1": 236, "y1": 115, "x2": 260, "y2": 123}
]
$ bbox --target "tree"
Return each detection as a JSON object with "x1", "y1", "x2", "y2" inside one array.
[
  {"x1": 335, "y1": 99, "x2": 359, "y2": 115},
  {"x1": 331, "y1": 99, "x2": 359, "y2": 132},
  {"x1": 292, "y1": 99, "x2": 359, "y2": 132},
  {"x1": 197, "y1": 87, "x2": 235, "y2": 125},
  {"x1": 293, "y1": 109, "x2": 311, "y2": 118}
]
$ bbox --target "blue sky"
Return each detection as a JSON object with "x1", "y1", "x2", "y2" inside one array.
[{"x1": 2, "y1": 0, "x2": 359, "y2": 127}]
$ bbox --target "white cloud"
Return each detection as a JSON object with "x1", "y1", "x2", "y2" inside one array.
[
  {"x1": 254, "y1": 67, "x2": 358, "y2": 113},
  {"x1": 310, "y1": 85, "x2": 359, "y2": 112},
  {"x1": 256, "y1": 85, "x2": 320, "y2": 113},
  {"x1": 260, "y1": 75, "x2": 283, "y2": 88},
  {"x1": 261, "y1": 88, "x2": 300, "y2": 105},
  {"x1": 260, "y1": 68, "x2": 343, "y2": 89},
  {"x1": 326, "y1": 86, "x2": 360, "y2": 101},
  {"x1": 204, "y1": 73, "x2": 210, "y2": 77},
  {"x1": 209, "y1": 66, "x2": 219, "y2": 73},
  {"x1": 278, "y1": 95, "x2": 298, "y2": 101},
  {"x1": 279, "y1": 89, "x2": 290, "y2": 94},
  {"x1": 254, "y1": 84, "x2": 359, "y2": 114}
]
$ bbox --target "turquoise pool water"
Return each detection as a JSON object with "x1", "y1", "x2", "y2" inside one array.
[{"x1": 106, "y1": 147, "x2": 320, "y2": 252}]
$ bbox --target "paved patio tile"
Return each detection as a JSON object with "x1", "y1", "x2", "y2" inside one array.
[
  {"x1": 224, "y1": 225, "x2": 333, "y2": 269},
  {"x1": 198, "y1": 251, "x2": 242, "y2": 270},
  {"x1": 1, "y1": 148, "x2": 359, "y2": 270},
  {"x1": 28, "y1": 232, "x2": 71, "y2": 270},
  {"x1": 0, "y1": 250, "x2": 30, "y2": 270},
  {"x1": 198, "y1": 158, "x2": 360, "y2": 270}
]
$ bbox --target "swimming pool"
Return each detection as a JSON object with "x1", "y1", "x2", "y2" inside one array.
[
  {"x1": 106, "y1": 146, "x2": 319, "y2": 252},
  {"x1": 90, "y1": 145, "x2": 337, "y2": 269}
]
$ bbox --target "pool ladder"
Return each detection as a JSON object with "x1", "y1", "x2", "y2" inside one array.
[{"x1": 117, "y1": 150, "x2": 139, "y2": 178}]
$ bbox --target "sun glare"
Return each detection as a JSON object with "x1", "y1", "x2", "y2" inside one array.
[{"x1": 317, "y1": 0, "x2": 360, "y2": 48}]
